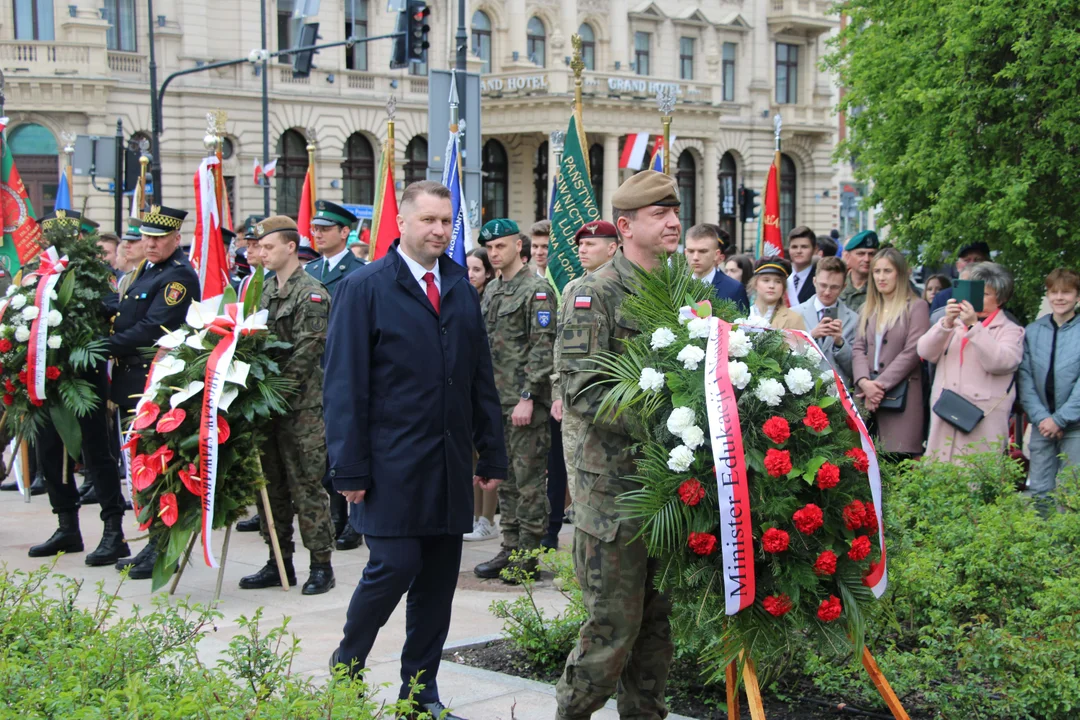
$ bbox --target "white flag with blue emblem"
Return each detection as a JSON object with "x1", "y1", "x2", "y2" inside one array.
[{"x1": 442, "y1": 131, "x2": 472, "y2": 266}]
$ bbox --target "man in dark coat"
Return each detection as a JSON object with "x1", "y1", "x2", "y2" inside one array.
[
  {"x1": 324, "y1": 181, "x2": 506, "y2": 720},
  {"x1": 683, "y1": 223, "x2": 750, "y2": 312}
]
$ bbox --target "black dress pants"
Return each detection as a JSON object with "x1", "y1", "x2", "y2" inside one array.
[{"x1": 546, "y1": 416, "x2": 567, "y2": 536}]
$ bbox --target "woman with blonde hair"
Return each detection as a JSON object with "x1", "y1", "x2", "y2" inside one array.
[
  {"x1": 748, "y1": 258, "x2": 805, "y2": 330},
  {"x1": 852, "y1": 248, "x2": 930, "y2": 456}
]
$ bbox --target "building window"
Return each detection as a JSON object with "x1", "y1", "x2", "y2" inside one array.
[
  {"x1": 277, "y1": 0, "x2": 297, "y2": 65},
  {"x1": 589, "y1": 143, "x2": 604, "y2": 208},
  {"x1": 676, "y1": 151, "x2": 697, "y2": 232},
  {"x1": 345, "y1": 0, "x2": 368, "y2": 71},
  {"x1": 718, "y1": 151, "x2": 737, "y2": 242},
  {"x1": 13, "y1": 0, "x2": 54, "y2": 40},
  {"x1": 102, "y1": 0, "x2": 137, "y2": 51},
  {"x1": 404, "y1": 136, "x2": 428, "y2": 186},
  {"x1": 534, "y1": 141, "x2": 549, "y2": 221},
  {"x1": 780, "y1": 154, "x2": 797, "y2": 238},
  {"x1": 276, "y1": 130, "x2": 308, "y2": 217},
  {"x1": 481, "y1": 139, "x2": 508, "y2": 223},
  {"x1": 342, "y1": 133, "x2": 375, "y2": 206},
  {"x1": 527, "y1": 17, "x2": 546, "y2": 67},
  {"x1": 776, "y1": 43, "x2": 799, "y2": 105},
  {"x1": 471, "y1": 11, "x2": 492, "y2": 74},
  {"x1": 679, "y1": 37, "x2": 694, "y2": 80},
  {"x1": 634, "y1": 32, "x2": 650, "y2": 76},
  {"x1": 578, "y1": 24, "x2": 595, "y2": 71},
  {"x1": 722, "y1": 43, "x2": 736, "y2": 102}
]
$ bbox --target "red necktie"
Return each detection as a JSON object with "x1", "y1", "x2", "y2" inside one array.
[{"x1": 423, "y1": 272, "x2": 440, "y2": 314}]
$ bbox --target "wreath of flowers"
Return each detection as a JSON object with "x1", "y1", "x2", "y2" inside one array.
[{"x1": 591, "y1": 255, "x2": 883, "y2": 678}]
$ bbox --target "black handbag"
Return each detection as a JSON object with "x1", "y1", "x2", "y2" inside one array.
[
  {"x1": 931, "y1": 334, "x2": 1015, "y2": 433},
  {"x1": 870, "y1": 372, "x2": 908, "y2": 412}
]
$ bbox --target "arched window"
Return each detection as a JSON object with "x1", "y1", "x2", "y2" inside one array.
[
  {"x1": 534, "y1": 141, "x2": 548, "y2": 221},
  {"x1": 9, "y1": 124, "x2": 57, "y2": 155},
  {"x1": 578, "y1": 24, "x2": 595, "y2": 71},
  {"x1": 471, "y1": 11, "x2": 492, "y2": 74},
  {"x1": 342, "y1": 133, "x2": 375, "y2": 206},
  {"x1": 8, "y1": 123, "x2": 58, "y2": 218},
  {"x1": 589, "y1": 143, "x2": 604, "y2": 209},
  {"x1": 718, "y1": 151, "x2": 737, "y2": 242},
  {"x1": 404, "y1": 137, "x2": 428, "y2": 186},
  {"x1": 276, "y1": 130, "x2": 308, "y2": 217},
  {"x1": 780, "y1": 154, "x2": 797, "y2": 239},
  {"x1": 481, "y1": 139, "x2": 508, "y2": 223},
  {"x1": 527, "y1": 17, "x2": 546, "y2": 67},
  {"x1": 676, "y1": 151, "x2": 697, "y2": 232}
]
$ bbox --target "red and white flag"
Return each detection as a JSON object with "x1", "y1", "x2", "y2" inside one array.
[
  {"x1": 619, "y1": 133, "x2": 651, "y2": 169},
  {"x1": 191, "y1": 157, "x2": 230, "y2": 303},
  {"x1": 252, "y1": 158, "x2": 278, "y2": 185}
]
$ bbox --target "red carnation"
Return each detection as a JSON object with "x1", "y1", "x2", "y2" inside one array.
[
  {"x1": 217, "y1": 415, "x2": 231, "y2": 444},
  {"x1": 156, "y1": 408, "x2": 186, "y2": 434},
  {"x1": 688, "y1": 532, "x2": 718, "y2": 556},
  {"x1": 803, "y1": 406, "x2": 830, "y2": 433},
  {"x1": 863, "y1": 560, "x2": 882, "y2": 587},
  {"x1": 3, "y1": 379, "x2": 13, "y2": 393},
  {"x1": 46, "y1": 366, "x2": 61, "y2": 380},
  {"x1": 159, "y1": 493, "x2": 179, "y2": 528},
  {"x1": 813, "y1": 550, "x2": 838, "y2": 576},
  {"x1": 817, "y1": 595, "x2": 842, "y2": 622},
  {"x1": 793, "y1": 503, "x2": 824, "y2": 535},
  {"x1": 763, "y1": 594, "x2": 793, "y2": 617},
  {"x1": 863, "y1": 502, "x2": 879, "y2": 533},
  {"x1": 17, "y1": 370, "x2": 27, "y2": 385},
  {"x1": 843, "y1": 500, "x2": 868, "y2": 530},
  {"x1": 131, "y1": 402, "x2": 161, "y2": 431},
  {"x1": 815, "y1": 462, "x2": 841, "y2": 489},
  {"x1": 762, "y1": 527, "x2": 790, "y2": 553},
  {"x1": 762, "y1": 416, "x2": 791, "y2": 444},
  {"x1": 178, "y1": 463, "x2": 203, "y2": 497},
  {"x1": 764, "y1": 449, "x2": 792, "y2": 478},
  {"x1": 0, "y1": 339, "x2": 11, "y2": 353},
  {"x1": 845, "y1": 447, "x2": 869, "y2": 472},
  {"x1": 2, "y1": 394, "x2": 12, "y2": 406},
  {"x1": 848, "y1": 535, "x2": 872, "y2": 561},
  {"x1": 678, "y1": 478, "x2": 706, "y2": 506},
  {"x1": 131, "y1": 455, "x2": 158, "y2": 492}
]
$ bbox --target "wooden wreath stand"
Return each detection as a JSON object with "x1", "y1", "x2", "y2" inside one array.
[{"x1": 726, "y1": 648, "x2": 909, "y2": 720}]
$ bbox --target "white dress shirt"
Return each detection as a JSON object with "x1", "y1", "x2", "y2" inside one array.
[
  {"x1": 397, "y1": 245, "x2": 441, "y2": 294},
  {"x1": 787, "y1": 265, "x2": 812, "y2": 299},
  {"x1": 319, "y1": 248, "x2": 351, "y2": 278},
  {"x1": 696, "y1": 268, "x2": 717, "y2": 285}
]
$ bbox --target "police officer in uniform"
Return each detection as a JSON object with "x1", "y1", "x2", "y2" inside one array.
[{"x1": 109, "y1": 205, "x2": 200, "y2": 580}]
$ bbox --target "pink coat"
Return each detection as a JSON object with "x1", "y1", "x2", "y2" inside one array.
[{"x1": 917, "y1": 311, "x2": 1024, "y2": 462}]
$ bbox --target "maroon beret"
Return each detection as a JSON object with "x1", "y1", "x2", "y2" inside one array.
[{"x1": 574, "y1": 220, "x2": 619, "y2": 244}]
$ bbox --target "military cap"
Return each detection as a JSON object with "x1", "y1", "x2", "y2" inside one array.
[
  {"x1": 140, "y1": 205, "x2": 188, "y2": 236},
  {"x1": 957, "y1": 240, "x2": 991, "y2": 259},
  {"x1": 80, "y1": 217, "x2": 100, "y2": 235},
  {"x1": 612, "y1": 170, "x2": 680, "y2": 211},
  {"x1": 312, "y1": 200, "x2": 358, "y2": 228},
  {"x1": 298, "y1": 242, "x2": 319, "y2": 262},
  {"x1": 252, "y1": 215, "x2": 298, "y2": 241},
  {"x1": 243, "y1": 215, "x2": 265, "y2": 240},
  {"x1": 754, "y1": 257, "x2": 792, "y2": 280},
  {"x1": 40, "y1": 209, "x2": 83, "y2": 232},
  {"x1": 574, "y1": 220, "x2": 619, "y2": 244},
  {"x1": 222, "y1": 227, "x2": 237, "y2": 244},
  {"x1": 479, "y1": 218, "x2": 519, "y2": 244},
  {"x1": 844, "y1": 229, "x2": 880, "y2": 252},
  {"x1": 121, "y1": 219, "x2": 143, "y2": 241}
]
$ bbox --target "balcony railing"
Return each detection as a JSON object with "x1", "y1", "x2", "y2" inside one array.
[
  {"x1": 767, "y1": 0, "x2": 839, "y2": 33},
  {"x1": 108, "y1": 51, "x2": 144, "y2": 75}
]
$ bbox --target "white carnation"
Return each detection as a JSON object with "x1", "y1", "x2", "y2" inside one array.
[
  {"x1": 681, "y1": 425, "x2": 705, "y2": 450},
  {"x1": 14, "y1": 326, "x2": 30, "y2": 343},
  {"x1": 753, "y1": 377, "x2": 786, "y2": 407},
  {"x1": 819, "y1": 370, "x2": 835, "y2": 384},
  {"x1": 728, "y1": 360, "x2": 752, "y2": 390},
  {"x1": 667, "y1": 445, "x2": 695, "y2": 472},
  {"x1": 651, "y1": 327, "x2": 676, "y2": 350},
  {"x1": 728, "y1": 329, "x2": 751, "y2": 358},
  {"x1": 21, "y1": 306, "x2": 39, "y2": 321},
  {"x1": 666, "y1": 407, "x2": 696, "y2": 436},
  {"x1": 11, "y1": 313, "x2": 24, "y2": 326},
  {"x1": 677, "y1": 344, "x2": 706, "y2": 371},
  {"x1": 785, "y1": 367, "x2": 815, "y2": 395},
  {"x1": 47, "y1": 335, "x2": 62, "y2": 349},
  {"x1": 0, "y1": 324, "x2": 7, "y2": 335},
  {"x1": 47, "y1": 310, "x2": 62, "y2": 327},
  {"x1": 9, "y1": 294, "x2": 25, "y2": 310},
  {"x1": 732, "y1": 317, "x2": 751, "y2": 326},
  {"x1": 801, "y1": 341, "x2": 822, "y2": 360},
  {"x1": 638, "y1": 367, "x2": 666, "y2": 393},
  {"x1": 688, "y1": 317, "x2": 711, "y2": 340},
  {"x1": 48, "y1": 289, "x2": 58, "y2": 301},
  {"x1": 4, "y1": 285, "x2": 15, "y2": 297}
]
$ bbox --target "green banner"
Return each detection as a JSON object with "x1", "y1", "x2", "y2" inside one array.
[
  {"x1": 0, "y1": 135, "x2": 43, "y2": 274},
  {"x1": 547, "y1": 111, "x2": 599, "y2": 293}
]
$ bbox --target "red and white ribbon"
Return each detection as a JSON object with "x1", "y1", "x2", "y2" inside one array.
[
  {"x1": 27, "y1": 247, "x2": 68, "y2": 404},
  {"x1": 705, "y1": 317, "x2": 756, "y2": 615}
]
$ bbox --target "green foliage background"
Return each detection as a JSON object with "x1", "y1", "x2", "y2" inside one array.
[{"x1": 825, "y1": 0, "x2": 1080, "y2": 319}]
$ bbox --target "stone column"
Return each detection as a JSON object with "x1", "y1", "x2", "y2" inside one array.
[
  {"x1": 561, "y1": 0, "x2": 578, "y2": 49},
  {"x1": 610, "y1": 0, "x2": 629, "y2": 71},
  {"x1": 602, "y1": 133, "x2": 619, "y2": 221},
  {"x1": 703, "y1": 139, "x2": 719, "y2": 224},
  {"x1": 508, "y1": 0, "x2": 528, "y2": 66}
]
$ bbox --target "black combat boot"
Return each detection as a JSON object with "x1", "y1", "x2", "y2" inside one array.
[
  {"x1": 85, "y1": 516, "x2": 131, "y2": 566},
  {"x1": 0, "y1": 478, "x2": 17, "y2": 491},
  {"x1": 78, "y1": 478, "x2": 94, "y2": 497},
  {"x1": 474, "y1": 547, "x2": 513, "y2": 579},
  {"x1": 239, "y1": 557, "x2": 297, "y2": 589},
  {"x1": 29, "y1": 473, "x2": 46, "y2": 496},
  {"x1": 502, "y1": 553, "x2": 540, "y2": 586},
  {"x1": 335, "y1": 525, "x2": 363, "y2": 551},
  {"x1": 126, "y1": 542, "x2": 160, "y2": 580},
  {"x1": 303, "y1": 562, "x2": 336, "y2": 595},
  {"x1": 28, "y1": 511, "x2": 83, "y2": 557},
  {"x1": 117, "y1": 539, "x2": 156, "y2": 570},
  {"x1": 236, "y1": 513, "x2": 261, "y2": 532}
]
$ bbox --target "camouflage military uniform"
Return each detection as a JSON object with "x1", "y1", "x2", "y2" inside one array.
[
  {"x1": 553, "y1": 275, "x2": 588, "y2": 502},
  {"x1": 482, "y1": 267, "x2": 557, "y2": 551},
  {"x1": 840, "y1": 274, "x2": 869, "y2": 312},
  {"x1": 555, "y1": 248, "x2": 673, "y2": 720},
  {"x1": 258, "y1": 270, "x2": 335, "y2": 563}
]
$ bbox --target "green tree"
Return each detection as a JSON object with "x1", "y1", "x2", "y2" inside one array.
[{"x1": 825, "y1": 0, "x2": 1080, "y2": 318}]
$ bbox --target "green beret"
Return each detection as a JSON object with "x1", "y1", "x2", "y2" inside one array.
[
  {"x1": 611, "y1": 170, "x2": 680, "y2": 211},
  {"x1": 479, "y1": 218, "x2": 519, "y2": 244},
  {"x1": 845, "y1": 230, "x2": 880, "y2": 252}
]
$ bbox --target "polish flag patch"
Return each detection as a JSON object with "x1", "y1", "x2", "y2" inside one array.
[
  {"x1": 310, "y1": 294, "x2": 324, "y2": 303},
  {"x1": 535, "y1": 292, "x2": 548, "y2": 301},
  {"x1": 574, "y1": 296, "x2": 592, "y2": 309}
]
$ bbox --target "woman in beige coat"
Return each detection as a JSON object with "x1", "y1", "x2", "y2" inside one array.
[
  {"x1": 917, "y1": 262, "x2": 1024, "y2": 462},
  {"x1": 852, "y1": 248, "x2": 930, "y2": 456},
  {"x1": 748, "y1": 258, "x2": 806, "y2": 331}
]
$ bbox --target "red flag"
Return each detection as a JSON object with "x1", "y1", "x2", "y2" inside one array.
[
  {"x1": 297, "y1": 165, "x2": 315, "y2": 250},
  {"x1": 371, "y1": 140, "x2": 398, "y2": 261},
  {"x1": 760, "y1": 158, "x2": 784, "y2": 259},
  {"x1": 252, "y1": 158, "x2": 262, "y2": 185},
  {"x1": 191, "y1": 157, "x2": 230, "y2": 301}
]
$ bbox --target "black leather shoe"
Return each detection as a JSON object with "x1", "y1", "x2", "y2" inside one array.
[
  {"x1": 474, "y1": 547, "x2": 513, "y2": 579},
  {"x1": 28, "y1": 512, "x2": 83, "y2": 557},
  {"x1": 335, "y1": 525, "x2": 363, "y2": 551},
  {"x1": 236, "y1": 514, "x2": 261, "y2": 532},
  {"x1": 239, "y1": 559, "x2": 297, "y2": 589},
  {"x1": 303, "y1": 562, "x2": 336, "y2": 595},
  {"x1": 81, "y1": 485, "x2": 100, "y2": 505},
  {"x1": 406, "y1": 701, "x2": 467, "y2": 720},
  {"x1": 29, "y1": 474, "x2": 46, "y2": 496},
  {"x1": 78, "y1": 478, "x2": 93, "y2": 497},
  {"x1": 502, "y1": 555, "x2": 539, "y2": 585},
  {"x1": 117, "y1": 540, "x2": 156, "y2": 570},
  {"x1": 85, "y1": 517, "x2": 131, "y2": 566},
  {"x1": 0, "y1": 478, "x2": 17, "y2": 491},
  {"x1": 126, "y1": 544, "x2": 159, "y2": 580}
]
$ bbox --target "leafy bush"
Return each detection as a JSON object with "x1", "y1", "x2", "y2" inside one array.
[{"x1": 0, "y1": 564, "x2": 421, "y2": 719}]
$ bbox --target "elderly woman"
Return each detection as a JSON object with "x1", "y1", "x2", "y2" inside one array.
[{"x1": 917, "y1": 262, "x2": 1024, "y2": 462}]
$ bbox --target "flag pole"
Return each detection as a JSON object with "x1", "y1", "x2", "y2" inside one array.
[
  {"x1": 61, "y1": 133, "x2": 75, "y2": 209},
  {"x1": 386, "y1": 99, "x2": 396, "y2": 188},
  {"x1": 137, "y1": 154, "x2": 149, "y2": 219},
  {"x1": 571, "y1": 34, "x2": 584, "y2": 119},
  {"x1": 773, "y1": 112, "x2": 782, "y2": 199},
  {"x1": 305, "y1": 128, "x2": 318, "y2": 211},
  {"x1": 656, "y1": 87, "x2": 676, "y2": 176},
  {"x1": 212, "y1": 110, "x2": 228, "y2": 222}
]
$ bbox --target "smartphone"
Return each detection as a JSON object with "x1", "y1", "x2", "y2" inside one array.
[
  {"x1": 821, "y1": 306, "x2": 839, "y2": 322},
  {"x1": 953, "y1": 279, "x2": 985, "y2": 313}
]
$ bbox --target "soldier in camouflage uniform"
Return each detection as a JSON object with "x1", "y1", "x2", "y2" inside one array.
[
  {"x1": 473, "y1": 218, "x2": 557, "y2": 583},
  {"x1": 238, "y1": 215, "x2": 337, "y2": 596},
  {"x1": 555, "y1": 172, "x2": 682, "y2": 720},
  {"x1": 839, "y1": 230, "x2": 879, "y2": 312}
]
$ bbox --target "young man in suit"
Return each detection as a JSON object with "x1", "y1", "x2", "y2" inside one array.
[
  {"x1": 683, "y1": 223, "x2": 749, "y2": 312},
  {"x1": 793, "y1": 256, "x2": 858, "y2": 386},
  {"x1": 787, "y1": 225, "x2": 818, "y2": 305}
]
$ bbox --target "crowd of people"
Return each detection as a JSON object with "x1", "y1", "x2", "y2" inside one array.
[{"x1": 3, "y1": 168, "x2": 1077, "y2": 720}]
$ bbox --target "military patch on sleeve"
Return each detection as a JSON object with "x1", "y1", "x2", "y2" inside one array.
[
  {"x1": 310, "y1": 293, "x2": 324, "y2": 303},
  {"x1": 537, "y1": 310, "x2": 551, "y2": 327},
  {"x1": 561, "y1": 324, "x2": 592, "y2": 355},
  {"x1": 574, "y1": 296, "x2": 592, "y2": 309},
  {"x1": 163, "y1": 281, "x2": 187, "y2": 306},
  {"x1": 535, "y1": 291, "x2": 548, "y2": 301}
]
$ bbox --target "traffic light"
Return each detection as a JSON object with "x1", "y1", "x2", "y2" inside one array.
[
  {"x1": 292, "y1": 22, "x2": 321, "y2": 77},
  {"x1": 739, "y1": 184, "x2": 761, "y2": 222},
  {"x1": 391, "y1": 1, "x2": 430, "y2": 69}
]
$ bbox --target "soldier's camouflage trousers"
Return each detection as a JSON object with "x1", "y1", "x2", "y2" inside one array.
[
  {"x1": 259, "y1": 413, "x2": 335, "y2": 564},
  {"x1": 499, "y1": 405, "x2": 551, "y2": 550},
  {"x1": 555, "y1": 469, "x2": 674, "y2": 720},
  {"x1": 560, "y1": 410, "x2": 586, "y2": 503}
]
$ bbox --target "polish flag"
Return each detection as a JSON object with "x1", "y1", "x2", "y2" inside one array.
[
  {"x1": 619, "y1": 133, "x2": 650, "y2": 169},
  {"x1": 252, "y1": 158, "x2": 278, "y2": 185},
  {"x1": 253, "y1": 158, "x2": 261, "y2": 185}
]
